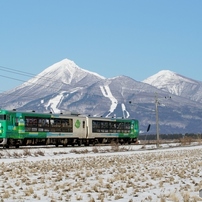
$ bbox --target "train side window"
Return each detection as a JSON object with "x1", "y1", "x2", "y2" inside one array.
[
  {"x1": 104, "y1": 122, "x2": 109, "y2": 132},
  {"x1": 100, "y1": 121, "x2": 109, "y2": 133},
  {"x1": 100, "y1": 122, "x2": 105, "y2": 132},
  {"x1": 50, "y1": 118, "x2": 61, "y2": 132},
  {"x1": 61, "y1": 119, "x2": 68, "y2": 127},
  {"x1": 38, "y1": 118, "x2": 44, "y2": 127},
  {"x1": 53, "y1": 119, "x2": 61, "y2": 127},
  {"x1": 25, "y1": 116, "x2": 38, "y2": 132},
  {"x1": 124, "y1": 122, "x2": 130, "y2": 133},
  {"x1": 125, "y1": 122, "x2": 130, "y2": 129},
  {"x1": 92, "y1": 120, "x2": 101, "y2": 133},
  {"x1": 61, "y1": 119, "x2": 73, "y2": 132},
  {"x1": 92, "y1": 121, "x2": 97, "y2": 132},
  {"x1": 109, "y1": 122, "x2": 116, "y2": 132},
  {"x1": 25, "y1": 117, "x2": 37, "y2": 127},
  {"x1": 83, "y1": 121, "x2": 85, "y2": 128},
  {"x1": 38, "y1": 118, "x2": 50, "y2": 132}
]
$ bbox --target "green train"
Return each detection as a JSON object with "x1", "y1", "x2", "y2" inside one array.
[{"x1": 0, "y1": 109, "x2": 139, "y2": 148}]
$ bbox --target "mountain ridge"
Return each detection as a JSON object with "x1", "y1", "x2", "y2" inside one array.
[{"x1": 0, "y1": 58, "x2": 202, "y2": 134}]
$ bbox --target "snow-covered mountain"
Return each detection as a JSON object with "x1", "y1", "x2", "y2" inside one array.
[
  {"x1": 0, "y1": 59, "x2": 105, "y2": 110},
  {"x1": 1, "y1": 60, "x2": 202, "y2": 134},
  {"x1": 143, "y1": 70, "x2": 202, "y2": 103}
]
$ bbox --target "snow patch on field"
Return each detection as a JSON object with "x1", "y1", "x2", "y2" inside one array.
[{"x1": 0, "y1": 144, "x2": 202, "y2": 201}]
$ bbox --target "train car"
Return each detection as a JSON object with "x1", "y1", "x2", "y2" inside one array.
[
  {"x1": 86, "y1": 116, "x2": 139, "y2": 145},
  {"x1": 0, "y1": 109, "x2": 87, "y2": 148},
  {"x1": 0, "y1": 109, "x2": 139, "y2": 148}
]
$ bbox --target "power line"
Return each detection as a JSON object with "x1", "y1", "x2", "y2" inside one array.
[
  {"x1": 0, "y1": 73, "x2": 70, "y2": 94},
  {"x1": 0, "y1": 74, "x2": 28, "y2": 83},
  {"x1": 0, "y1": 64, "x2": 60, "y2": 84},
  {"x1": 0, "y1": 64, "x2": 103, "y2": 96},
  {"x1": 0, "y1": 65, "x2": 36, "y2": 77},
  {"x1": 0, "y1": 64, "x2": 74, "y2": 94}
]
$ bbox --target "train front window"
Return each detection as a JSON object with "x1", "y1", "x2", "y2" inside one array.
[{"x1": 0, "y1": 115, "x2": 6, "y2": 120}]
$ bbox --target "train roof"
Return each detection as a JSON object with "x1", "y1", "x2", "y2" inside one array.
[
  {"x1": 0, "y1": 109, "x2": 81, "y2": 117},
  {"x1": 0, "y1": 109, "x2": 138, "y2": 121},
  {"x1": 86, "y1": 116, "x2": 138, "y2": 121}
]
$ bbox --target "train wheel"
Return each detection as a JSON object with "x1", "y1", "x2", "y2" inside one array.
[
  {"x1": 93, "y1": 139, "x2": 98, "y2": 146},
  {"x1": 5, "y1": 144, "x2": 9, "y2": 149},
  {"x1": 128, "y1": 138, "x2": 132, "y2": 145},
  {"x1": 78, "y1": 140, "x2": 82, "y2": 146},
  {"x1": 8, "y1": 139, "x2": 15, "y2": 147},
  {"x1": 119, "y1": 139, "x2": 124, "y2": 145},
  {"x1": 84, "y1": 140, "x2": 89, "y2": 146}
]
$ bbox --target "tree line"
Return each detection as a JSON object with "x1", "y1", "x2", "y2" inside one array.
[{"x1": 138, "y1": 133, "x2": 202, "y2": 140}]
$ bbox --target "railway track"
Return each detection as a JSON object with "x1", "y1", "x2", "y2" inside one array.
[
  {"x1": 0, "y1": 142, "x2": 139, "y2": 150},
  {"x1": 0, "y1": 141, "x2": 200, "y2": 153}
]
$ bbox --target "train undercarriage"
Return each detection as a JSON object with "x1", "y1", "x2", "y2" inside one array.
[{"x1": 0, "y1": 137, "x2": 138, "y2": 148}]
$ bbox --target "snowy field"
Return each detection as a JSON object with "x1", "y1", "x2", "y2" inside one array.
[{"x1": 0, "y1": 144, "x2": 202, "y2": 202}]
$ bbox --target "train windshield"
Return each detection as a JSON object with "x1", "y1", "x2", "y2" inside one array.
[{"x1": 0, "y1": 115, "x2": 6, "y2": 120}]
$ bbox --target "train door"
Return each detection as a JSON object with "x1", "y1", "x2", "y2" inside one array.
[{"x1": 72, "y1": 116, "x2": 87, "y2": 139}]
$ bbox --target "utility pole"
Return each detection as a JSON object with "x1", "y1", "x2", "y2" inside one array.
[
  {"x1": 155, "y1": 93, "x2": 171, "y2": 148},
  {"x1": 155, "y1": 93, "x2": 160, "y2": 148}
]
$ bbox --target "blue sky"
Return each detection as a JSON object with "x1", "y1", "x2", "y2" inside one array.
[{"x1": 0, "y1": 0, "x2": 202, "y2": 91}]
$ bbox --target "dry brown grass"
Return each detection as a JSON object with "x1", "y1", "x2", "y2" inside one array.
[
  {"x1": 0, "y1": 146, "x2": 201, "y2": 201},
  {"x1": 23, "y1": 149, "x2": 32, "y2": 156},
  {"x1": 179, "y1": 136, "x2": 193, "y2": 145}
]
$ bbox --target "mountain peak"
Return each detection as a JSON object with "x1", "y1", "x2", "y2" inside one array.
[
  {"x1": 45, "y1": 58, "x2": 78, "y2": 74},
  {"x1": 143, "y1": 70, "x2": 198, "y2": 96},
  {"x1": 56, "y1": 58, "x2": 77, "y2": 69},
  {"x1": 47, "y1": 58, "x2": 105, "y2": 80},
  {"x1": 143, "y1": 70, "x2": 196, "y2": 85},
  {"x1": 142, "y1": 70, "x2": 177, "y2": 84},
  {"x1": 27, "y1": 58, "x2": 104, "y2": 85}
]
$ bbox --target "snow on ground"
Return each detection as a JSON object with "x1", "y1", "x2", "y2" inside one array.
[{"x1": 0, "y1": 144, "x2": 202, "y2": 202}]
